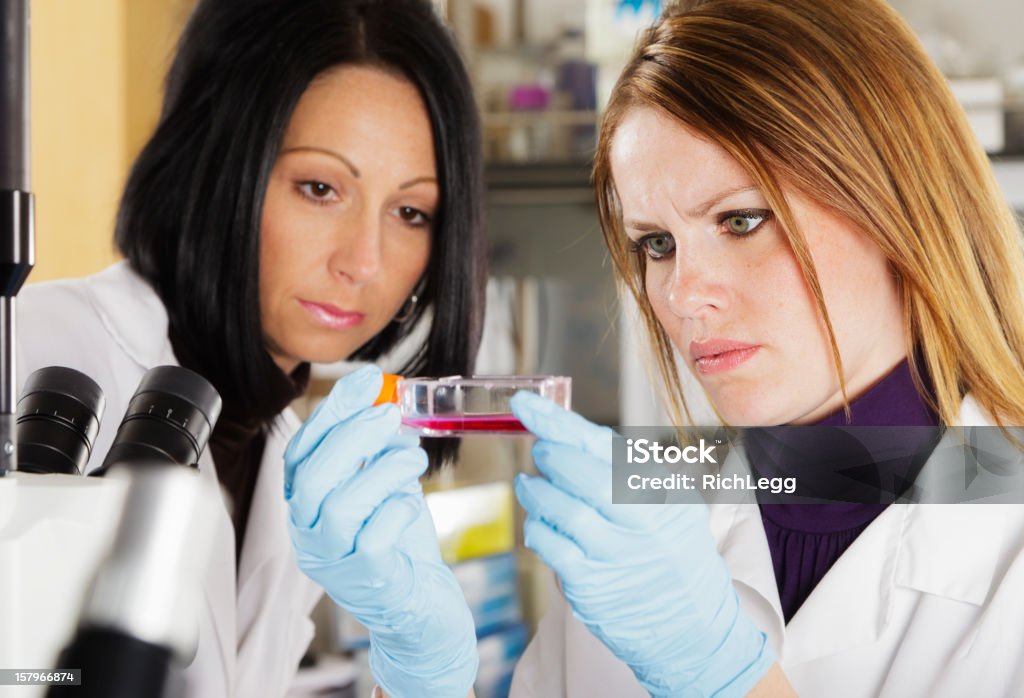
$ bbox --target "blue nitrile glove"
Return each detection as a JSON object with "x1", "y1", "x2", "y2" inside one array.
[
  {"x1": 510, "y1": 391, "x2": 774, "y2": 698},
  {"x1": 284, "y1": 365, "x2": 478, "y2": 698}
]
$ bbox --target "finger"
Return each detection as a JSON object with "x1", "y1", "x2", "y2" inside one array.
[
  {"x1": 523, "y1": 515, "x2": 586, "y2": 581},
  {"x1": 530, "y1": 441, "x2": 692, "y2": 530},
  {"x1": 394, "y1": 494, "x2": 445, "y2": 565},
  {"x1": 394, "y1": 476, "x2": 424, "y2": 498},
  {"x1": 284, "y1": 365, "x2": 384, "y2": 482},
  {"x1": 350, "y1": 493, "x2": 423, "y2": 604},
  {"x1": 293, "y1": 471, "x2": 422, "y2": 563},
  {"x1": 287, "y1": 405, "x2": 400, "y2": 528},
  {"x1": 296, "y1": 494, "x2": 422, "y2": 610},
  {"x1": 515, "y1": 474, "x2": 619, "y2": 560},
  {"x1": 387, "y1": 431, "x2": 421, "y2": 451},
  {"x1": 529, "y1": 440, "x2": 613, "y2": 513},
  {"x1": 510, "y1": 391, "x2": 613, "y2": 462},
  {"x1": 354, "y1": 492, "x2": 423, "y2": 557},
  {"x1": 331, "y1": 447, "x2": 429, "y2": 532}
]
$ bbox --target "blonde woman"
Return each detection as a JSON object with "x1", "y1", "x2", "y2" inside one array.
[{"x1": 507, "y1": 0, "x2": 1024, "y2": 695}]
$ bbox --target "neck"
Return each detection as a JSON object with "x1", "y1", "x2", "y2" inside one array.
[{"x1": 811, "y1": 358, "x2": 936, "y2": 428}]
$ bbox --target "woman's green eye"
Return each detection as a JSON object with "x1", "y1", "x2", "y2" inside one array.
[
  {"x1": 641, "y1": 234, "x2": 675, "y2": 259},
  {"x1": 722, "y1": 210, "x2": 769, "y2": 235},
  {"x1": 727, "y1": 216, "x2": 751, "y2": 233},
  {"x1": 649, "y1": 237, "x2": 670, "y2": 253}
]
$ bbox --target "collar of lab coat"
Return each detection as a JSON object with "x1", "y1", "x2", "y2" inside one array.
[
  {"x1": 83, "y1": 261, "x2": 179, "y2": 369},
  {"x1": 82, "y1": 262, "x2": 318, "y2": 688},
  {"x1": 708, "y1": 395, "x2": 1023, "y2": 666}
]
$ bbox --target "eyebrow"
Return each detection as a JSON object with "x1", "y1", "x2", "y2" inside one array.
[
  {"x1": 623, "y1": 184, "x2": 760, "y2": 232},
  {"x1": 686, "y1": 185, "x2": 759, "y2": 217},
  {"x1": 398, "y1": 176, "x2": 437, "y2": 190},
  {"x1": 281, "y1": 146, "x2": 360, "y2": 177},
  {"x1": 279, "y1": 146, "x2": 437, "y2": 190}
]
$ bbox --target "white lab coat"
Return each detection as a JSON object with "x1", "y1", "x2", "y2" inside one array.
[
  {"x1": 16, "y1": 262, "x2": 323, "y2": 698},
  {"x1": 511, "y1": 398, "x2": 1024, "y2": 697}
]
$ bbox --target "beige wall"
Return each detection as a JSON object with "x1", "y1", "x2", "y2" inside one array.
[{"x1": 28, "y1": 0, "x2": 191, "y2": 284}]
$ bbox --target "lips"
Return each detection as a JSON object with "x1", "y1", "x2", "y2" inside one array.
[
  {"x1": 689, "y1": 338, "x2": 761, "y2": 375},
  {"x1": 298, "y1": 300, "x2": 365, "y2": 331}
]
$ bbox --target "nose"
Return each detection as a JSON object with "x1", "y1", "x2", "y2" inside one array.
[
  {"x1": 664, "y1": 247, "x2": 728, "y2": 320},
  {"x1": 329, "y1": 209, "x2": 382, "y2": 283}
]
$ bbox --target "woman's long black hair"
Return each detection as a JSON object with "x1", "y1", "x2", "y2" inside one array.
[{"x1": 115, "y1": 0, "x2": 486, "y2": 469}]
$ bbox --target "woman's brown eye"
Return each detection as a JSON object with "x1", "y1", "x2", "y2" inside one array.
[
  {"x1": 298, "y1": 181, "x2": 334, "y2": 199},
  {"x1": 397, "y1": 206, "x2": 432, "y2": 227}
]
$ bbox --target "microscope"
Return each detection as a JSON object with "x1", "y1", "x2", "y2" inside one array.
[{"x1": 0, "y1": 3, "x2": 224, "y2": 696}]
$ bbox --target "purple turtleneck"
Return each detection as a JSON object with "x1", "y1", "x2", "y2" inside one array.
[{"x1": 748, "y1": 360, "x2": 940, "y2": 622}]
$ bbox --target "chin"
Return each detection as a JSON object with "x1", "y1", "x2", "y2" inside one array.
[
  {"x1": 284, "y1": 340, "x2": 362, "y2": 367},
  {"x1": 716, "y1": 407, "x2": 778, "y2": 428},
  {"x1": 705, "y1": 389, "x2": 787, "y2": 428}
]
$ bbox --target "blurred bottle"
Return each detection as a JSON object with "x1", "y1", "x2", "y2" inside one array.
[
  {"x1": 554, "y1": 25, "x2": 597, "y2": 160},
  {"x1": 506, "y1": 83, "x2": 552, "y2": 162},
  {"x1": 1004, "y1": 60, "x2": 1024, "y2": 154}
]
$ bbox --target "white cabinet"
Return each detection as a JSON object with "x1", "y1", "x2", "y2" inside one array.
[{"x1": 991, "y1": 158, "x2": 1024, "y2": 213}]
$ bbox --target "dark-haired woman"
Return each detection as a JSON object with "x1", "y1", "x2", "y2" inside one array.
[{"x1": 17, "y1": 1, "x2": 485, "y2": 696}]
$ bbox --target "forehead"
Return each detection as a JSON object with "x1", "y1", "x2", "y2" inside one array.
[
  {"x1": 609, "y1": 106, "x2": 753, "y2": 212},
  {"x1": 283, "y1": 64, "x2": 433, "y2": 148}
]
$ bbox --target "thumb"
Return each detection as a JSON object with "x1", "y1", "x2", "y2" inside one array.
[{"x1": 285, "y1": 365, "x2": 384, "y2": 485}]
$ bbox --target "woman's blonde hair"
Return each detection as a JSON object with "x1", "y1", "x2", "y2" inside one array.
[{"x1": 594, "y1": 0, "x2": 1024, "y2": 427}]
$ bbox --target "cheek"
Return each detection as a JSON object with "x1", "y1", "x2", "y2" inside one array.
[
  {"x1": 810, "y1": 232, "x2": 897, "y2": 350},
  {"x1": 727, "y1": 225, "x2": 829, "y2": 344},
  {"x1": 257, "y1": 211, "x2": 280, "y2": 314},
  {"x1": 257, "y1": 176, "x2": 337, "y2": 295},
  {"x1": 762, "y1": 250, "x2": 825, "y2": 338},
  {"x1": 378, "y1": 231, "x2": 431, "y2": 308},
  {"x1": 408, "y1": 234, "x2": 431, "y2": 279},
  {"x1": 642, "y1": 263, "x2": 678, "y2": 333},
  {"x1": 257, "y1": 201, "x2": 291, "y2": 318},
  {"x1": 260, "y1": 177, "x2": 293, "y2": 252}
]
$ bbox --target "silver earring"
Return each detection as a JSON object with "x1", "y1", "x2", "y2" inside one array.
[{"x1": 394, "y1": 293, "x2": 419, "y2": 323}]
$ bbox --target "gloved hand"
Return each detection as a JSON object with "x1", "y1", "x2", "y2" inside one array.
[
  {"x1": 284, "y1": 365, "x2": 478, "y2": 698},
  {"x1": 510, "y1": 391, "x2": 774, "y2": 697}
]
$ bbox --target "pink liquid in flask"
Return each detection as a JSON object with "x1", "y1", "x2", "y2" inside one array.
[{"x1": 402, "y1": 414, "x2": 528, "y2": 434}]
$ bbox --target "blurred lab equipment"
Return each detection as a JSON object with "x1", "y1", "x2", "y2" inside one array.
[
  {"x1": 1, "y1": 5, "x2": 238, "y2": 697},
  {"x1": 1003, "y1": 60, "x2": 1024, "y2": 155},
  {"x1": 0, "y1": 0, "x2": 36, "y2": 476},
  {"x1": 92, "y1": 365, "x2": 222, "y2": 476},
  {"x1": 948, "y1": 78, "x2": 1005, "y2": 153},
  {"x1": 0, "y1": 471, "x2": 127, "y2": 698},
  {"x1": 1, "y1": 367, "x2": 222, "y2": 698},
  {"x1": 16, "y1": 367, "x2": 105, "y2": 475},
  {"x1": 485, "y1": 163, "x2": 620, "y2": 427},
  {"x1": 45, "y1": 464, "x2": 220, "y2": 698}
]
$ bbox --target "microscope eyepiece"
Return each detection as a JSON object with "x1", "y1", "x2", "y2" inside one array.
[
  {"x1": 92, "y1": 365, "x2": 221, "y2": 476},
  {"x1": 16, "y1": 366, "x2": 105, "y2": 475}
]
